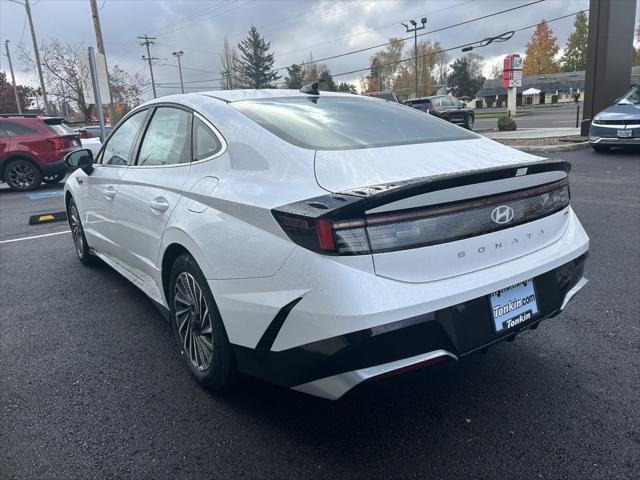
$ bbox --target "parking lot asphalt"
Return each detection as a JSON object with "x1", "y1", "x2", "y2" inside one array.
[{"x1": 1, "y1": 147, "x2": 639, "y2": 480}]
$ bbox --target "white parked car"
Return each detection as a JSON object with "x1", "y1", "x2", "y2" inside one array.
[{"x1": 63, "y1": 88, "x2": 589, "y2": 400}]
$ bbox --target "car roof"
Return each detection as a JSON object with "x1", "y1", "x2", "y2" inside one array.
[{"x1": 143, "y1": 89, "x2": 355, "y2": 106}]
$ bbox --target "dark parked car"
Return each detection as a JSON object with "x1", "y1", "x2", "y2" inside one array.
[
  {"x1": 0, "y1": 114, "x2": 81, "y2": 191},
  {"x1": 363, "y1": 91, "x2": 400, "y2": 103},
  {"x1": 404, "y1": 95, "x2": 474, "y2": 129},
  {"x1": 589, "y1": 84, "x2": 640, "y2": 152}
]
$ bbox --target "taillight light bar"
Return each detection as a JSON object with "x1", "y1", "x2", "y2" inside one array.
[{"x1": 273, "y1": 178, "x2": 570, "y2": 256}]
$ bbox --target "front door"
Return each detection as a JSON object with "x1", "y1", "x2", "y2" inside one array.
[
  {"x1": 81, "y1": 109, "x2": 149, "y2": 255},
  {"x1": 110, "y1": 106, "x2": 192, "y2": 288}
]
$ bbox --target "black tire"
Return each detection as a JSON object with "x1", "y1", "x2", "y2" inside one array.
[
  {"x1": 169, "y1": 253, "x2": 235, "y2": 390},
  {"x1": 464, "y1": 113, "x2": 474, "y2": 130},
  {"x1": 67, "y1": 197, "x2": 95, "y2": 266},
  {"x1": 591, "y1": 144, "x2": 611, "y2": 152},
  {"x1": 4, "y1": 159, "x2": 42, "y2": 191},
  {"x1": 42, "y1": 172, "x2": 66, "y2": 184}
]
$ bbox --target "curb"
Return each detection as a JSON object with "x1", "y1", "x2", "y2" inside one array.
[{"x1": 506, "y1": 141, "x2": 590, "y2": 153}]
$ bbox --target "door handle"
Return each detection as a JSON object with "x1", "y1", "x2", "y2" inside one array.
[
  {"x1": 149, "y1": 197, "x2": 170, "y2": 213},
  {"x1": 103, "y1": 186, "x2": 116, "y2": 200}
]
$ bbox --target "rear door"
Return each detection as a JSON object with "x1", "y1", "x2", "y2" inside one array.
[{"x1": 109, "y1": 106, "x2": 192, "y2": 284}]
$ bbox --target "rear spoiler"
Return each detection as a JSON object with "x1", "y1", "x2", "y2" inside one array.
[{"x1": 275, "y1": 159, "x2": 571, "y2": 221}]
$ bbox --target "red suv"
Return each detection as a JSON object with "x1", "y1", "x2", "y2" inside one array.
[{"x1": 0, "y1": 114, "x2": 81, "y2": 191}]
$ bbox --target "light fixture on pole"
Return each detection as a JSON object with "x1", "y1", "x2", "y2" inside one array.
[
  {"x1": 172, "y1": 51, "x2": 185, "y2": 94},
  {"x1": 402, "y1": 17, "x2": 427, "y2": 99}
]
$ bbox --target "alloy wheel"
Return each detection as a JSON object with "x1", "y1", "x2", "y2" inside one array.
[
  {"x1": 68, "y1": 204, "x2": 84, "y2": 258},
  {"x1": 174, "y1": 272, "x2": 214, "y2": 371},
  {"x1": 7, "y1": 163, "x2": 36, "y2": 189}
]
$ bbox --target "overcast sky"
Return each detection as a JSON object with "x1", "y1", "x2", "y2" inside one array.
[{"x1": 1, "y1": 0, "x2": 638, "y2": 99}]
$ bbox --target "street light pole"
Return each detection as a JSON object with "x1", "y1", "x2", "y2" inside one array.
[
  {"x1": 172, "y1": 51, "x2": 185, "y2": 94},
  {"x1": 90, "y1": 0, "x2": 116, "y2": 124},
  {"x1": 17, "y1": 0, "x2": 49, "y2": 114},
  {"x1": 402, "y1": 17, "x2": 427, "y2": 99},
  {"x1": 4, "y1": 40, "x2": 22, "y2": 114}
]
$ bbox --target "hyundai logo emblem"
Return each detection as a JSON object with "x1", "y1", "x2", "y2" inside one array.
[{"x1": 491, "y1": 205, "x2": 515, "y2": 224}]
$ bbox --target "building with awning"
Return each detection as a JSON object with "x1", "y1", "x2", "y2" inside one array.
[{"x1": 474, "y1": 66, "x2": 640, "y2": 108}]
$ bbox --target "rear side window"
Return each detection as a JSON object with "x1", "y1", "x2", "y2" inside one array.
[
  {"x1": 0, "y1": 121, "x2": 38, "y2": 136},
  {"x1": 232, "y1": 96, "x2": 474, "y2": 150},
  {"x1": 100, "y1": 109, "x2": 147, "y2": 165},
  {"x1": 193, "y1": 117, "x2": 221, "y2": 161},
  {"x1": 137, "y1": 107, "x2": 191, "y2": 166}
]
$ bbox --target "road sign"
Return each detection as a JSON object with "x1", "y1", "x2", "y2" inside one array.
[
  {"x1": 502, "y1": 54, "x2": 522, "y2": 88},
  {"x1": 79, "y1": 50, "x2": 109, "y2": 105}
]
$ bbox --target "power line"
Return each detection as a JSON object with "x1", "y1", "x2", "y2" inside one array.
[
  {"x1": 155, "y1": 8, "x2": 588, "y2": 91},
  {"x1": 153, "y1": 0, "x2": 550, "y2": 88}
]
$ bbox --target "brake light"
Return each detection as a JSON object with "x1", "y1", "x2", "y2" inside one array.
[
  {"x1": 47, "y1": 137, "x2": 65, "y2": 150},
  {"x1": 273, "y1": 179, "x2": 570, "y2": 256}
]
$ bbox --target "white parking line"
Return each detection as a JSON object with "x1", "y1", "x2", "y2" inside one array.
[{"x1": 0, "y1": 230, "x2": 70, "y2": 244}]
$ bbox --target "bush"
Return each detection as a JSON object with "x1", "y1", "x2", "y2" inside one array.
[{"x1": 498, "y1": 116, "x2": 517, "y2": 131}]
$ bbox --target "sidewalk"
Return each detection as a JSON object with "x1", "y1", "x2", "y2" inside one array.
[
  {"x1": 483, "y1": 127, "x2": 580, "y2": 140},
  {"x1": 480, "y1": 127, "x2": 587, "y2": 153}
]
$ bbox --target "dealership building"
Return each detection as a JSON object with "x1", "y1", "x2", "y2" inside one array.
[{"x1": 474, "y1": 65, "x2": 640, "y2": 108}]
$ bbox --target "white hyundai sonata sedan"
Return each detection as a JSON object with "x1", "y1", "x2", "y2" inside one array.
[{"x1": 64, "y1": 88, "x2": 589, "y2": 400}]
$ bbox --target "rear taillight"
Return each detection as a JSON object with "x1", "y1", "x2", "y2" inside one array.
[
  {"x1": 427, "y1": 106, "x2": 434, "y2": 114},
  {"x1": 273, "y1": 179, "x2": 570, "y2": 256},
  {"x1": 47, "y1": 137, "x2": 65, "y2": 150}
]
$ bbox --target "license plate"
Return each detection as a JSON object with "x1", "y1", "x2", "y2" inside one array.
[
  {"x1": 489, "y1": 280, "x2": 539, "y2": 333},
  {"x1": 617, "y1": 129, "x2": 632, "y2": 138}
]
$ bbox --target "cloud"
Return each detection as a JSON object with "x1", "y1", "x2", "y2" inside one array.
[{"x1": 2, "y1": 0, "x2": 637, "y2": 98}]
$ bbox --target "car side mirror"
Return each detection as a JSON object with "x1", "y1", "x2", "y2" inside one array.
[
  {"x1": 461, "y1": 102, "x2": 467, "y2": 107},
  {"x1": 65, "y1": 149, "x2": 94, "y2": 174}
]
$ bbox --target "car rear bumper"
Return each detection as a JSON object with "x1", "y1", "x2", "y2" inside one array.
[{"x1": 230, "y1": 252, "x2": 588, "y2": 399}]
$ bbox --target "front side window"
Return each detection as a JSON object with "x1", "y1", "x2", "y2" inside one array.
[
  {"x1": 193, "y1": 117, "x2": 221, "y2": 161},
  {"x1": 137, "y1": 107, "x2": 191, "y2": 166},
  {"x1": 100, "y1": 110, "x2": 147, "y2": 165},
  {"x1": 232, "y1": 97, "x2": 475, "y2": 150}
]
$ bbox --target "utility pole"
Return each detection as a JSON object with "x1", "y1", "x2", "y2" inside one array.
[
  {"x1": 90, "y1": 0, "x2": 116, "y2": 124},
  {"x1": 18, "y1": 0, "x2": 49, "y2": 114},
  {"x1": 4, "y1": 40, "x2": 22, "y2": 113},
  {"x1": 172, "y1": 51, "x2": 185, "y2": 94},
  {"x1": 138, "y1": 34, "x2": 158, "y2": 98},
  {"x1": 402, "y1": 17, "x2": 427, "y2": 99}
]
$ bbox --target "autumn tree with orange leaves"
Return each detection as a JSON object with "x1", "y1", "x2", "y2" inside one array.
[{"x1": 522, "y1": 20, "x2": 560, "y2": 75}]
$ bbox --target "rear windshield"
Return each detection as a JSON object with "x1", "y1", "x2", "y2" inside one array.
[
  {"x1": 232, "y1": 96, "x2": 474, "y2": 150},
  {"x1": 43, "y1": 119, "x2": 76, "y2": 135}
]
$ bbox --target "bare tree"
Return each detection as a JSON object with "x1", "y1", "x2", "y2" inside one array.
[
  {"x1": 110, "y1": 65, "x2": 146, "y2": 121},
  {"x1": 21, "y1": 39, "x2": 91, "y2": 120},
  {"x1": 302, "y1": 53, "x2": 318, "y2": 83},
  {"x1": 219, "y1": 37, "x2": 241, "y2": 89}
]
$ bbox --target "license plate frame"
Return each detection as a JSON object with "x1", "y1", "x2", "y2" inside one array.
[
  {"x1": 489, "y1": 279, "x2": 540, "y2": 333},
  {"x1": 617, "y1": 129, "x2": 632, "y2": 138}
]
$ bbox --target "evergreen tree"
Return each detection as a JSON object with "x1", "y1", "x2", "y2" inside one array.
[
  {"x1": 284, "y1": 64, "x2": 304, "y2": 89},
  {"x1": 522, "y1": 20, "x2": 560, "y2": 75},
  {"x1": 237, "y1": 26, "x2": 280, "y2": 88},
  {"x1": 337, "y1": 82, "x2": 357, "y2": 93},
  {"x1": 318, "y1": 67, "x2": 337, "y2": 91},
  {"x1": 560, "y1": 12, "x2": 588, "y2": 72},
  {"x1": 447, "y1": 56, "x2": 485, "y2": 98}
]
